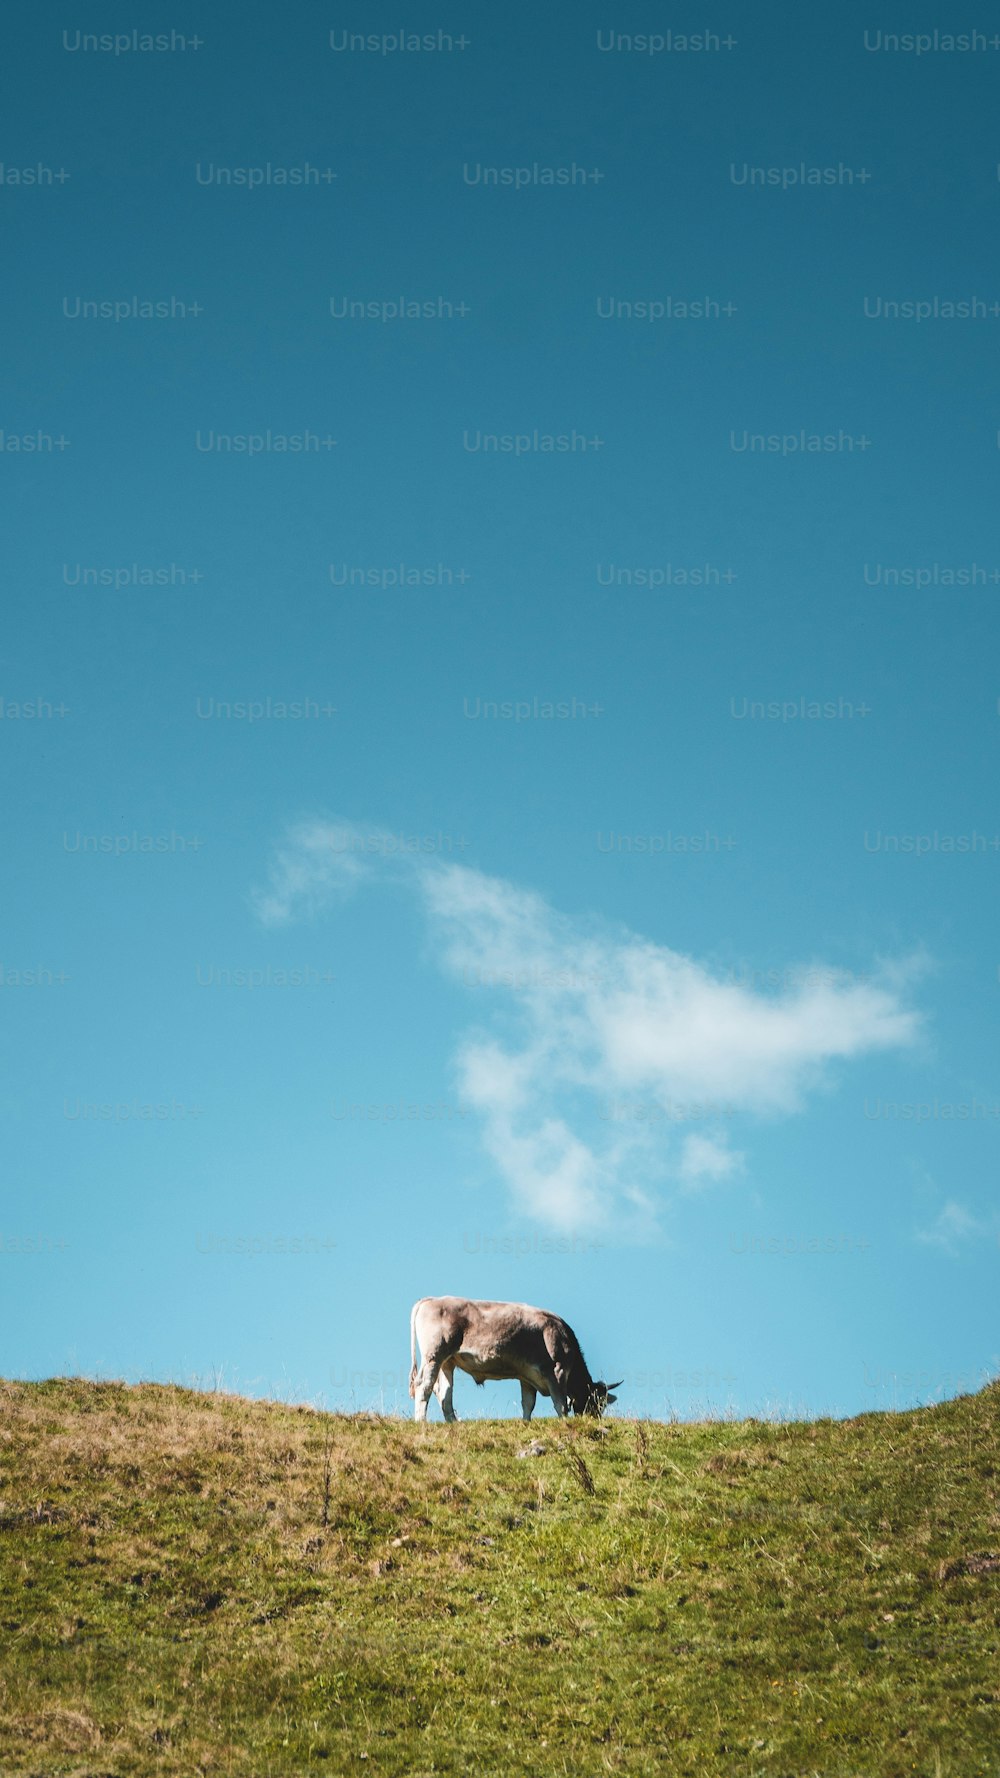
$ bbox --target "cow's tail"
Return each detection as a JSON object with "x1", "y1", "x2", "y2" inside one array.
[{"x1": 408, "y1": 1300, "x2": 421, "y2": 1398}]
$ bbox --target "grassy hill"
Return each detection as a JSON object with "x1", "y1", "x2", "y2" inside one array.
[{"x1": 1, "y1": 1379, "x2": 998, "y2": 1776}]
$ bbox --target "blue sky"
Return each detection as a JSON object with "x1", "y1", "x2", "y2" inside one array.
[{"x1": 3, "y1": 0, "x2": 999, "y2": 1420}]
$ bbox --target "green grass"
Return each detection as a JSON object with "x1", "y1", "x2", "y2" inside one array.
[{"x1": 1, "y1": 1377, "x2": 999, "y2": 1776}]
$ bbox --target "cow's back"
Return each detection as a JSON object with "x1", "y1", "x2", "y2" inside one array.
[{"x1": 415, "y1": 1297, "x2": 567, "y2": 1359}]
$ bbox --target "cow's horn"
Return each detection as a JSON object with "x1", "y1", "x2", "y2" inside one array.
[{"x1": 605, "y1": 1379, "x2": 624, "y2": 1392}]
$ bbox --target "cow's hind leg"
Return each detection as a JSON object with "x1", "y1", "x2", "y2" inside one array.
[
  {"x1": 413, "y1": 1356, "x2": 441, "y2": 1423},
  {"x1": 435, "y1": 1362, "x2": 458, "y2": 1423},
  {"x1": 519, "y1": 1381, "x2": 537, "y2": 1422}
]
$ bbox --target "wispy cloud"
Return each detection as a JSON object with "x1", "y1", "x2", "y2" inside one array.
[
  {"x1": 677, "y1": 1133, "x2": 744, "y2": 1191},
  {"x1": 253, "y1": 819, "x2": 924, "y2": 1232},
  {"x1": 250, "y1": 820, "x2": 373, "y2": 927},
  {"x1": 915, "y1": 1199, "x2": 993, "y2": 1257}
]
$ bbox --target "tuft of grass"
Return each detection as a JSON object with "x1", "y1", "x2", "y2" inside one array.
[
  {"x1": 1, "y1": 1376, "x2": 999, "y2": 1774},
  {"x1": 564, "y1": 1448, "x2": 598, "y2": 1497}
]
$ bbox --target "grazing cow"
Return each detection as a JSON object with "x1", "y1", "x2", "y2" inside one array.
[{"x1": 408, "y1": 1296, "x2": 621, "y2": 1423}]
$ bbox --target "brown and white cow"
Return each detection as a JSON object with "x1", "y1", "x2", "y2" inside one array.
[{"x1": 408, "y1": 1296, "x2": 621, "y2": 1422}]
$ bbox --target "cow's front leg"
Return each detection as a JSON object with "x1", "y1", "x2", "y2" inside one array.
[
  {"x1": 519, "y1": 1381, "x2": 537, "y2": 1422},
  {"x1": 413, "y1": 1359, "x2": 440, "y2": 1423},
  {"x1": 435, "y1": 1363, "x2": 458, "y2": 1423},
  {"x1": 541, "y1": 1367, "x2": 569, "y2": 1418}
]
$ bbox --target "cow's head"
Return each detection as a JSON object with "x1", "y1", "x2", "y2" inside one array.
[{"x1": 581, "y1": 1378, "x2": 622, "y2": 1417}]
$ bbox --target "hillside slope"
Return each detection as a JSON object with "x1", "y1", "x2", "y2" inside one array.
[{"x1": 1, "y1": 1378, "x2": 998, "y2": 1775}]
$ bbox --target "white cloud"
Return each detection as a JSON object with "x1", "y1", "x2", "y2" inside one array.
[
  {"x1": 253, "y1": 819, "x2": 923, "y2": 1232},
  {"x1": 592, "y1": 946, "x2": 918, "y2": 1113}
]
